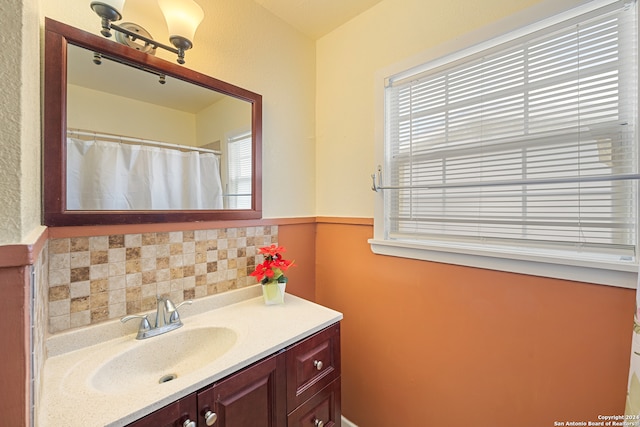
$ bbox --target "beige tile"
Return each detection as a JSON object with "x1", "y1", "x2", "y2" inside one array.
[
  {"x1": 50, "y1": 316, "x2": 70, "y2": 333},
  {"x1": 109, "y1": 303, "x2": 126, "y2": 319},
  {"x1": 108, "y1": 275, "x2": 126, "y2": 291},
  {"x1": 157, "y1": 281, "x2": 171, "y2": 295},
  {"x1": 90, "y1": 236, "x2": 109, "y2": 251},
  {"x1": 70, "y1": 311, "x2": 91, "y2": 328},
  {"x1": 109, "y1": 261, "x2": 126, "y2": 277},
  {"x1": 90, "y1": 264, "x2": 109, "y2": 280},
  {"x1": 170, "y1": 255, "x2": 184, "y2": 268},
  {"x1": 45, "y1": 225, "x2": 279, "y2": 333},
  {"x1": 141, "y1": 257, "x2": 156, "y2": 272},
  {"x1": 156, "y1": 268, "x2": 171, "y2": 282},
  {"x1": 70, "y1": 251, "x2": 90, "y2": 268},
  {"x1": 126, "y1": 272, "x2": 142, "y2": 287},
  {"x1": 141, "y1": 245, "x2": 156, "y2": 259},
  {"x1": 70, "y1": 281, "x2": 90, "y2": 298},
  {"x1": 49, "y1": 299, "x2": 70, "y2": 317},
  {"x1": 183, "y1": 241, "x2": 195, "y2": 254},
  {"x1": 49, "y1": 269, "x2": 70, "y2": 286},
  {"x1": 125, "y1": 233, "x2": 142, "y2": 247},
  {"x1": 183, "y1": 276, "x2": 196, "y2": 289},
  {"x1": 108, "y1": 247, "x2": 126, "y2": 263},
  {"x1": 109, "y1": 288, "x2": 126, "y2": 305},
  {"x1": 183, "y1": 253, "x2": 195, "y2": 266},
  {"x1": 49, "y1": 253, "x2": 70, "y2": 271}
]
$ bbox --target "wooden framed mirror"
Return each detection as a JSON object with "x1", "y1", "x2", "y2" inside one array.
[{"x1": 43, "y1": 18, "x2": 262, "y2": 226}]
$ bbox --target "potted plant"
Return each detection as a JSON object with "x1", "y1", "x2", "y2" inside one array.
[{"x1": 250, "y1": 245, "x2": 295, "y2": 304}]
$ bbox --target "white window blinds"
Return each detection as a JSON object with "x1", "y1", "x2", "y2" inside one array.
[
  {"x1": 383, "y1": 0, "x2": 638, "y2": 262},
  {"x1": 226, "y1": 131, "x2": 252, "y2": 209}
]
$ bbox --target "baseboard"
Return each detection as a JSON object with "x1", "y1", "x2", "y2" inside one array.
[{"x1": 342, "y1": 416, "x2": 358, "y2": 427}]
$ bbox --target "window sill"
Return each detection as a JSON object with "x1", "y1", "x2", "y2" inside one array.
[{"x1": 368, "y1": 238, "x2": 638, "y2": 289}]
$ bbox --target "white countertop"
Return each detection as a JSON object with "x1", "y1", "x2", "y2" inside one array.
[{"x1": 38, "y1": 285, "x2": 343, "y2": 427}]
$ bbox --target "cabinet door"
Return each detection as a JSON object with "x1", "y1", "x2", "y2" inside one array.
[
  {"x1": 126, "y1": 393, "x2": 197, "y2": 427},
  {"x1": 197, "y1": 353, "x2": 286, "y2": 427},
  {"x1": 286, "y1": 323, "x2": 341, "y2": 410},
  {"x1": 287, "y1": 379, "x2": 341, "y2": 427}
]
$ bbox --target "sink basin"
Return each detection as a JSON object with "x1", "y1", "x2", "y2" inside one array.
[{"x1": 90, "y1": 326, "x2": 237, "y2": 393}]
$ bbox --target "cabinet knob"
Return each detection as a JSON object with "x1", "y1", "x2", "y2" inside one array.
[
  {"x1": 204, "y1": 410, "x2": 218, "y2": 426},
  {"x1": 313, "y1": 360, "x2": 323, "y2": 371},
  {"x1": 183, "y1": 419, "x2": 196, "y2": 427},
  {"x1": 314, "y1": 418, "x2": 324, "y2": 427}
]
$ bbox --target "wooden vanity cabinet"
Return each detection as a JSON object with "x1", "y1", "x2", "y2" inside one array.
[
  {"x1": 197, "y1": 353, "x2": 286, "y2": 427},
  {"x1": 125, "y1": 323, "x2": 340, "y2": 427}
]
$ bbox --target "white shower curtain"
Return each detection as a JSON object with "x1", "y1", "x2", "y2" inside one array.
[{"x1": 66, "y1": 138, "x2": 223, "y2": 210}]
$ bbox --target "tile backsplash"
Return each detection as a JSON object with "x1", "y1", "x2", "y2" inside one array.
[{"x1": 47, "y1": 226, "x2": 277, "y2": 333}]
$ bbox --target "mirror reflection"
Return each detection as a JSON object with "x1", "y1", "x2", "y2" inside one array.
[{"x1": 65, "y1": 43, "x2": 253, "y2": 211}]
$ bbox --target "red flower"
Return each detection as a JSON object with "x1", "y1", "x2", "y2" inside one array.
[
  {"x1": 251, "y1": 245, "x2": 295, "y2": 284},
  {"x1": 258, "y1": 245, "x2": 285, "y2": 257}
]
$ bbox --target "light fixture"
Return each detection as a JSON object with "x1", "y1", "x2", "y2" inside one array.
[{"x1": 90, "y1": 0, "x2": 204, "y2": 64}]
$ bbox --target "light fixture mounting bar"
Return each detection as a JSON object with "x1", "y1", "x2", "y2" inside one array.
[{"x1": 110, "y1": 23, "x2": 186, "y2": 64}]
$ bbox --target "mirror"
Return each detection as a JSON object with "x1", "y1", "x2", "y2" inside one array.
[{"x1": 44, "y1": 18, "x2": 262, "y2": 226}]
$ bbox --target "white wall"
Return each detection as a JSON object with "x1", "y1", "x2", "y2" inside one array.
[{"x1": 40, "y1": 0, "x2": 317, "y2": 220}]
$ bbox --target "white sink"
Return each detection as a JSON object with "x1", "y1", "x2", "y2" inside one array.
[{"x1": 89, "y1": 326, "x2": 237, "y2": 393}]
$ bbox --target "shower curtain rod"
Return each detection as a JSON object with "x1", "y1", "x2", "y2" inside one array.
[{"x1": 67, "y1": 128, "x2": 222, "y2": 156}]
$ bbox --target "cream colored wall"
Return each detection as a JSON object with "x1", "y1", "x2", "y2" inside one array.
[
  {"x1": 67, "y1": 85, "x2": 197, "y2": 146},
  {"x1": 0, "y1": 0, "x2": 41, "y2": 245},
  {"x1": 315, "y1": 0, "x2": 591, "y2": 217},
  {"x1": 196, "y1": 96, "x2": 251, "y2": 148},
  {"x1": 41, "y1": 0, "x2": 316, "y2": 219}
]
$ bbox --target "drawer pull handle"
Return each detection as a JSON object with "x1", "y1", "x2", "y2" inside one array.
[
  {"x1": 314, "y1": 418, "x2": 324, "y2": 427},
  {"x1": 183, "y1": 419, "x2": 196, "y2": 427},
  {"x1": 313, "y1": 360, "x2": 323, "y2": 371},
  {"x1": 203, "y1": 410, "x2": 218, "y2": 426}
]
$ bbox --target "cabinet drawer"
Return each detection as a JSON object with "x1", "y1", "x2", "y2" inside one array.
[
  {"x1": 286, "y1": 323, "x2": 341, "y2": 410},
  {"x1": 287, "y1": 379, "x2": 341, "y2": 427}
]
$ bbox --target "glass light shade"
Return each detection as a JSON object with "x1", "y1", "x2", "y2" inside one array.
[
  {"x1": 102, "y1": 0, "x2": 126, "y2": 15},
  {"x1": 157, "y1": 0, "x2": 204, "y2": 44}
]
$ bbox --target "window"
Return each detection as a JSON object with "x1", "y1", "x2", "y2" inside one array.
[
  {"x1": 371, "y1": 0, "x2": 638, "y2": 287},
  {"x1": 226, "y1": 131, "x2": 252, "y2": 209}
]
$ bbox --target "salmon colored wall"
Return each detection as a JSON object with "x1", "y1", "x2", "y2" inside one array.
[
  {"x1": 278, "y1": 222, "x2": 316, "y2": 302},
  {"x1": 315, "y1": 221, "x2": 635, "y2": 427},
  {"x1": 0, "y1": 266, "x2": 30, "y2": 427}
]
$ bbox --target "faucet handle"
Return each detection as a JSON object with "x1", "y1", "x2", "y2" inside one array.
[
  {"x1": 121, "y1": 314, "x2": 151, "y2": 338},
  {"x1": 167, "y1": 300, "x2": 193, "y2": 324}
]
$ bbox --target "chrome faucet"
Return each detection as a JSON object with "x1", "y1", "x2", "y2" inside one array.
[{"x1": 121, "y1": 296, "x2": 193, "y2": 340}]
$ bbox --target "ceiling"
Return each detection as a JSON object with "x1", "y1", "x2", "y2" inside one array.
[{"x1": 252, "y1": 0, "x2": 383, "y2": 39}]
